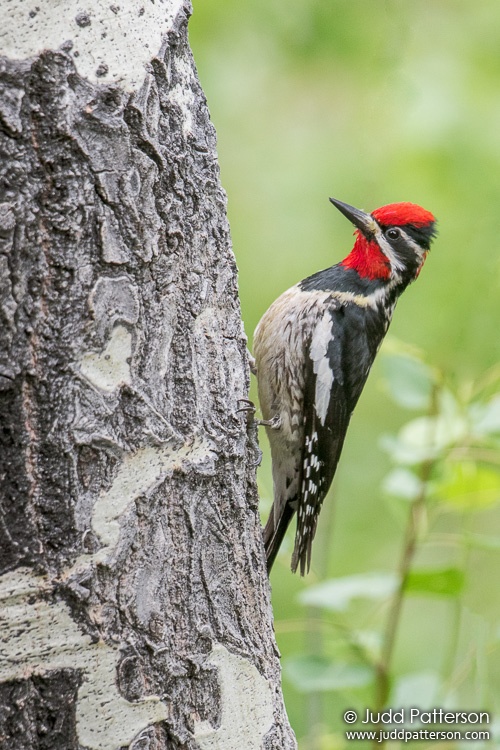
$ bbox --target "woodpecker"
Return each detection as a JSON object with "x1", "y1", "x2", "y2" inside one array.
[{"x1": 253, "y1": 198, "x2": 437, "y2": 575}]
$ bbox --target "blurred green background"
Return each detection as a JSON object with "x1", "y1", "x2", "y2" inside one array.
[{"x1": 190, "y1": 2, "x2": 500, "y2": 747}]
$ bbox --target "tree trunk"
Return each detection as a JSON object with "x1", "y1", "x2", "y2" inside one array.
[{"x1": 0, "y1": 2, "x2": 296, "y2": 748}]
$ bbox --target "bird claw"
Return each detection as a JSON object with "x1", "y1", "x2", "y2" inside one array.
[
  {"x1": 237, "y1": 398, "x2": 256, "y2": 415},
  {"x1": 250, "y1": 449, "x2": 263, "y2": 467},
  {"x1": 237, "y1": 399, "x2": 263, "y2": 465}
]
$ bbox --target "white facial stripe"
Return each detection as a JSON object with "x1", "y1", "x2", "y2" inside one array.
[
  {"x1": 374, "y1": 227, "x2": 406, "y2": 273},
  {"x1": 373, "y1": 225, "x2": 426, "y2": 275}
]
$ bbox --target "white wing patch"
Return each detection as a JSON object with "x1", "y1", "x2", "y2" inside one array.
[{"x1": 309, "y1": 312, "x2": 334, "y2": 425}]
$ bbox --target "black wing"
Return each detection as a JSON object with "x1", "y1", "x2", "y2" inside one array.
[{"x1": 291, "y1": 307, "x2": 353, "y2": 575}]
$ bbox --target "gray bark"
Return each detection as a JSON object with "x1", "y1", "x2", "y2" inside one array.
[{"x1": 0, "y1": 2, "x2": 296, "y2": 748}]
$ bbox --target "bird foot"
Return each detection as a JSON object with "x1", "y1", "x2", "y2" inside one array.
[
  {"x1": 237, "y1": 400, "x2": 281, "y2": 430},
  {"x1": 237, "y1": 399, "x2": 263, "y2": 465},
  {"x1": 256, "y1": 414, "x2": 282, "y2": 430}
]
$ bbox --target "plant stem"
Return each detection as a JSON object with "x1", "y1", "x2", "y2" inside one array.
[
  {"x1": 375, "y1": 384, "x2": 440, "y2": 731},
  {"x1": 305, "y1": 488, "x2": 337, "y2": 748},
  {"x1": 371, "y1": 457, "x2": 434, "y2": 750},
  {"x1": 379, "y1": 467, "x2": 430, "y2": 699}
]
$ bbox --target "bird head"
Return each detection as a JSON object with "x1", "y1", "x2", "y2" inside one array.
[{"x1": 330, "y1": 197, "x2": 437, "y2": 284}]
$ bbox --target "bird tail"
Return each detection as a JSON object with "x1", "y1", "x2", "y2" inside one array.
[
  {"x1": 263, "y1": 500, "x2": 295, "y2": 574},
  {"x1": 290, "y1": 516, "x2": 319, "y2": 576}
]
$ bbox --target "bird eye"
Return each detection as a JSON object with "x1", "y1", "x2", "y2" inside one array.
[{"x1": 386, "y1": 228, "x2": 401, "y2": 240}]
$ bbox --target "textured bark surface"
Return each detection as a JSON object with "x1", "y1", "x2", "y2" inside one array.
[{"x1": 0, "y1": 2, "x2": 296, "y2": 748}]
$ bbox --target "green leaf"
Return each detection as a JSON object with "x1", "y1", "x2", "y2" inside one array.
[
  {"x1": 433, "y1": 462, "x2": 500, "y2": 510},
  {"x1": 379, "y1": 433, "x2": 432, "y2": 465},
  {"x1": 405, "y1": 567, "x2": 465, "y2": 597},
  {"x1": 284, "y1": 655, "x2": 374, "y2": 693},
  {"x1": 381, "y1": 413, "x2": 468, "y2": 465},
  {"x1": 350, "y1": 630, "x2": 383, "y2": 662},
  {"x1": 299, "y1": 572, "x2": 399, "y2": 612},
  {"x1": 381, "y1": 354, "x2": 435, "y2": 410},
  {"x1": 382, "y1": 468, "x2": 423, "y2": 500},
  {"x1": 401, "y1": 414, "x2": 468, "y2": 451},
  {"x1": 470, "y1": 396, "x2": 500, "y2": 436},
  {"x1": 391, "y1": 672, "x2": 441, "y2": 711}
]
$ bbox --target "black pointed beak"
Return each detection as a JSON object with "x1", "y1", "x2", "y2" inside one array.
[{"x1": 329, "y1": 197, "x2": 376, "y2": 237}]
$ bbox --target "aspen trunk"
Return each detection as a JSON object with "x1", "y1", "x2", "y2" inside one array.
[{"x1": 0, "y1": 2, "x2": 296, "y2": 747}]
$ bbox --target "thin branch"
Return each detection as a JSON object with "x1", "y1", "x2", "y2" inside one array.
[{"x1": 371, "y1": 386, "x2": 439, "y2": 749}]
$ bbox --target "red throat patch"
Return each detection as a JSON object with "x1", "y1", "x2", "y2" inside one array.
[{"x1": 341, "y1": 233, "x2": 391, "y2": 280}]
